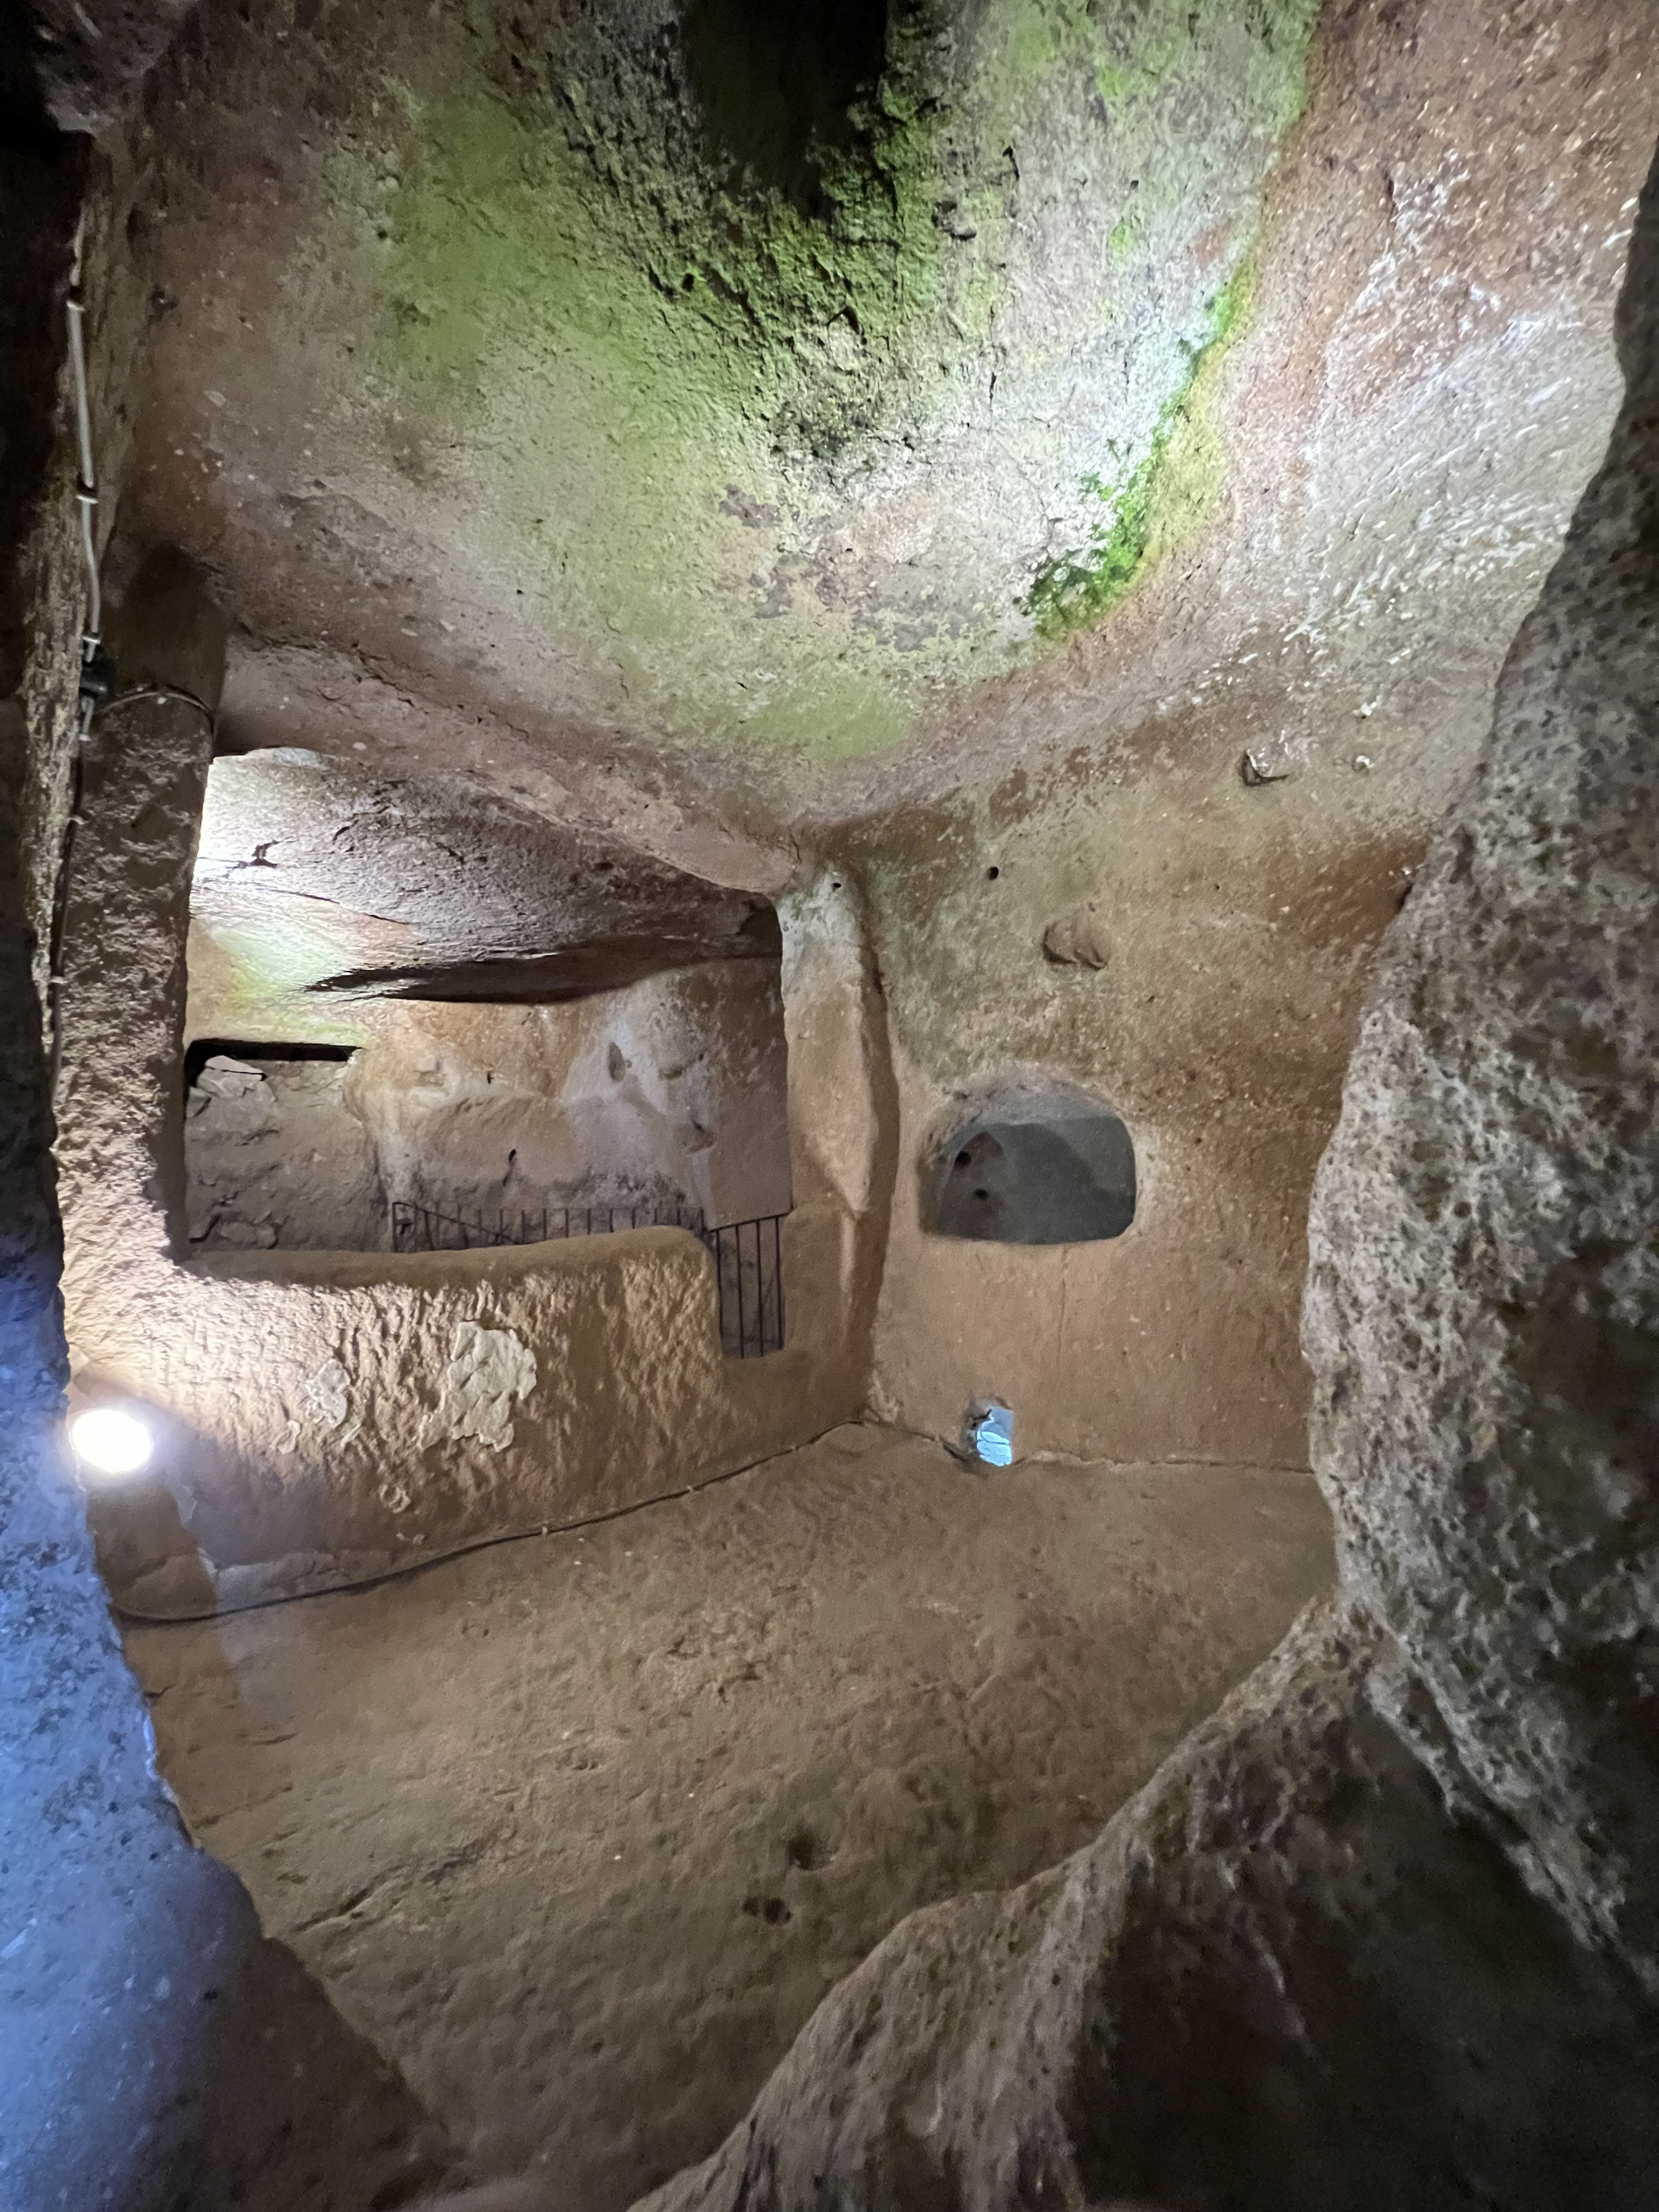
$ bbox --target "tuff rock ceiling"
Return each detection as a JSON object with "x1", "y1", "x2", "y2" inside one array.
[{"x1": 76, "y1": 0, "x2": 1650, "y2": 856}]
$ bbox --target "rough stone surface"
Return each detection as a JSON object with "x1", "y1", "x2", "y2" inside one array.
[
  {"x1": 98, "y1": 0, "x2": 1653, "y2": 806},
  {"x1": 54, "y1": 570, "x2": 875, "y2": 1609},
  {"x1": 833, "y1": 0, "x2": 1659, "y2": 1468},
  {"x1": 123, "y1": 1430, "x2": 1332, "y2": 2206},
  {"x1": 347, "y1": 970, "x2": 794, "y2": 1235},
  {"x1": 1040, "y1": 907, "x2": 1110, "y2": 969},
  {"x1": 0, "y1": 112, "x2": 460, "y2": 2212},
  {"x1": 12, "y1": 5, "x2": 1659, "y2": 2203},
  {"x1": 72, "y1": 1200, "x2": 869, "y2": 1616},
  {"x1": 189, "y1": 751, "x2": 780, "y2": 1010},
  {"x1": 113, "y1": 0, "x2": 1326, "y2": 762},
  {"x1": 617, "y1": 140, "x2": 1659, "y2": 2212},
  {"x1": 28, "y1": 0, "x2": 198, "y2": 136},
  {"x1": 426, "y1": 1319, "x2": 538, "y2": 1451},
  {"x1": 184, "y1": 1050, "x2": 384, "y2": 1251},
  {"x1": 1304, "y1": 136, "x2": 1659, "y2": 1986},
  {"x1": 55, "y1": 0, "x2": 1659, "y2": 1485},
  {"x1": 184, "y1": 958, "x2": 795, "y2": 1248},
  {"x1": 636, "y1": 1610, "x2": 1659, "y2": 2212}
]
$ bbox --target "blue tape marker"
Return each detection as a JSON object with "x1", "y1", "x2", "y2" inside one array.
[{"x1": 966, "y1": 1400, "x2": 1014, "y2": 1467}]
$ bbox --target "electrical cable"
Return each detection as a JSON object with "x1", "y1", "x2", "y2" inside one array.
[
  {"x1": 111, "y1": 1425, "x2": 834, "y2": 1625},
  {"x1": 45, "y1": 227, "x2": 216, "y2": 1099},
  {"x1": 65, "y1": 221, "x2": 100, "y2": 655},
  {"x1": 44, "y1": 703, "x2": 91, "y2": 1103},
  {"x1": 102, "y1": 684, "x2": 218, "y2": 729},
  {"x1": 46, "y1": 220, "x2": 100, "y2": 1098}
]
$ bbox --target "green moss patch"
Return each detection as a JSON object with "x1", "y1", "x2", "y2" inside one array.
[
  {"x1": 299, "y1": 0, "x2": 1322, "y2": 758},
  {"x1": 1025, "y1": 254, "x2": 1258, "y2": 641}
]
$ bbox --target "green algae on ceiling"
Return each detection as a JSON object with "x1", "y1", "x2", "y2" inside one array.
[
  {"x1": 292, "y1": 0, "x2": 1318, "y2": 758},
  {"x1": 1026, "y1": 253, "x2": 1257, "y2": 640}
]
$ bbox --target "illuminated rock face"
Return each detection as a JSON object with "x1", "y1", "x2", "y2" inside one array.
[
  {"x1": 178, "y1": 748, "x2": 796, "y2": 1258},
  {"x1": 186, "y1": 754, "x2": 781, "y2": 1020}
]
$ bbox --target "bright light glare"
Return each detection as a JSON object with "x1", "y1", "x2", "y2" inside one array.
[{"x1": 70, "y1": 1406, "x2": 154, "y2": 1477}]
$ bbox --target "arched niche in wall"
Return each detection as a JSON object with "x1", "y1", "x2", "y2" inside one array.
[{"x1": 924, "y1": 1089, "x2": 1136, "y2": 1245}]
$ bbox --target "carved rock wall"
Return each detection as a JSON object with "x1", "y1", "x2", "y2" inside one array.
[
  {"x1": 56, "y1": 564, "x2": 879, "y2": 1616},
  {"x1": 632, "y1": 140, "x2": 1659, "y2": 2212},
  {"x1": 0, "y1": 96, "x2": 460, "y2": 2212}
]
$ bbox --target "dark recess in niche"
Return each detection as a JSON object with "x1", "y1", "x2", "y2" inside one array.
[
  {"x1": 681, "y1": 0, "x2": 890, "y2": 215},
  {"x1": 184, "y1": 1037, "x2": 353, "y2": 1087},
  {"x1": 925, "y1": 1091, "x2": 1136, "y2": 1245}
]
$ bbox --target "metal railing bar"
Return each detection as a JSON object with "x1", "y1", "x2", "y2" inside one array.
[{"x1": 387, "y1": 1196, "x2": 787, "y2": 1355}]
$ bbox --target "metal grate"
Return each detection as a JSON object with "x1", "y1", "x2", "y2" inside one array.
[
  {"x1": 700, "y1": 1213, "x2": 787, "y2": 1361},
  {"x1": 389, "y1": 1198, "x2": 787, "y2": 1358},
  {"x1": 392, "y1": 1198, "x2": 706, "y2": 1250}
]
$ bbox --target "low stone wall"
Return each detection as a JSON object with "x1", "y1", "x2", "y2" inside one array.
[{"x1": 76, "y1": 1205, "x2": 855, "y2": 1617}]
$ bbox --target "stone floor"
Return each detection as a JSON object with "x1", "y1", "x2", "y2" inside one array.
[{"x1": 123, "y1": 1426, "x2": 1333, "y2": 2210}]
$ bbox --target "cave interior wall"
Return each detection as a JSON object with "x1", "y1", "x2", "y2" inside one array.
[{"x1": 4, "y1": 0, "x2": 1659, "y2": 2206}]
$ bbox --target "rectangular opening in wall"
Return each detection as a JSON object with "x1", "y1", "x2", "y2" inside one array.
[{"x1": 180, "y1": 753, "x2": 793, "y2": 1348}]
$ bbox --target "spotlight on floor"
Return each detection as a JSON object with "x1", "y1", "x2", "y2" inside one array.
[{"x1": 70, "y1": 1405, "x2": 154, "y2": 1477}]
